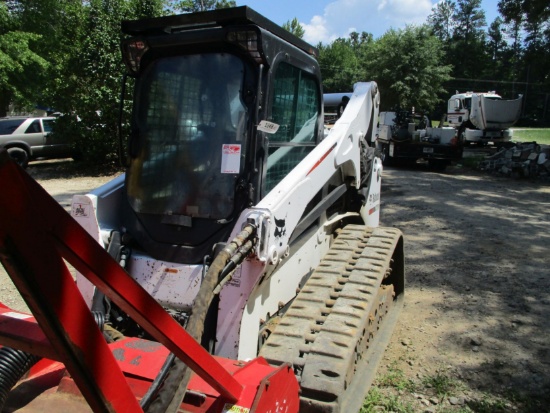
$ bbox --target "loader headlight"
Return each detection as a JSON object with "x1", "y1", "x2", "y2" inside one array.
[
  {"x1": 227, "y1": 29, "x2": 264, "y2": 63},
  {"x1": 122, "y1": 38, "x2": 149, "y2": 76}
]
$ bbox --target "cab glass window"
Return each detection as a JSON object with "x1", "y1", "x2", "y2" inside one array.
[
  {"x1": 126, "y1": 53, "x2": 247, "y2": 220},
  {"x1": 265, "y1": 62, "x2": 319, "y2": 193}
]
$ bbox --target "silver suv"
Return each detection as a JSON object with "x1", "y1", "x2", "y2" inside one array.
[{"x1": 0, "y1": 116, "x2": 72, "y2": 168}]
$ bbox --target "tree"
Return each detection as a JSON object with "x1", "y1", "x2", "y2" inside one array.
[
  {"x1": 282, "y1": 17, "x2": 304, "y2": 39},
  {"x1": 451, "y1": 0, "x2": 487, "y2": 79},
  {"x1": 486, "y1": 17, "x2": 511, "y2": 79},
  {"x1": 454, "y1": 0, "x2": 486, "y2": 41},
  {"x1": 62, "y1": 0, "x2": 169, "y2": 164},
  {"x1": 43, "y1": 0, "x2": 165, "y2": 164},
  {"x1": 487, "y1": 17, "x2": 507, "y2": 61},
  {"x1": 317, "y1": 31, "x2": 373, "y2": 93},
  {"x1": 496, "y1": 0, "x2": 550, "y2": 123},
  {"x1": 363, "y1": 25, "x2": 452, "y2": 111},
  {"x1": 318, "y1": 38, "x2": 363, "y2": 93},
  {"x1": 0, "y1": 2, "x2": 49, "y2": 116},
  {"x1": 498, "y1": 0, "x2": 523, "y2": 79},
  {"x1": 427, "y1": 0, "x2": 456, "y2": 43},
  {"x1": 349, "y1": 31, "x2": 373, "y2": 47},
  {"x1": 132, "y1": 0, "x2": 166, "y2": 18},
  {"x1": 175, "y1": 0, "x2": 235, "y2": 12},
  {"x1": 215, "y1": 0, "x2": 236, "y2": 9},
  {"x1": 14, "y1": 0, "x2": 87, "y2": 112}
]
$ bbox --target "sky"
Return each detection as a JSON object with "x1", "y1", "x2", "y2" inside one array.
[{"x1": 235, "y1": 0, "x2": 500, "y2": 45}]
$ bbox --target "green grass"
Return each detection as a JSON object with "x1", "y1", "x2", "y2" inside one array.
[
  {"x1": 511, "y1": 128, "x2": 550, "y2": 144},
  {"x1": 422, "y1": 372, "x2": 463, "y2": 398},
  {"x1": 361, "y1": 362, "x2": 542, "y2": 412},
  {"x1": 361, "y1": 362, "x2": 416, "y2": 412},
  {"x1": 465, "y1": 397, "x2": 510, "y2": 413},
  {"x1": 429, "y1": 123, "x2": 550, "y2": 145},
  {"x1": 376, "y1": 362, "x2": 416, "y2": 392},
  {"x1": 361, "y1": 387, "x2": 415, "y2": 413},
  {"x1": 460, "y1": 155, "x2": 484, "y2": 168}
]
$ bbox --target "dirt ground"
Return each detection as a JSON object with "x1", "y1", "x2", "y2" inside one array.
[
  {"x1": 378, "y1": 161, "x2": 550, "y2": 412},
  {"x1": 0, "y1": 160, "x2": 120, "y2": 312},
  {"x1": 1, "y1": 157, "x2": 549, "y2": 411}
]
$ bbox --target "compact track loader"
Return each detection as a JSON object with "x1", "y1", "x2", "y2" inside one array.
[{"x1": 0, "y1": 7, "x2": 404, "y2": 413}]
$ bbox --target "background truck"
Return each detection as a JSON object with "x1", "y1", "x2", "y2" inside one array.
[
  {"x1": 377, "y1": 109, "x2": 462, "y2": 170},
  {"x1": 447, "y1": 91, "x2": 523, "y2": 146},
  {"x1": 0, "y1": 116, "x2": 73, "y2": 168},
  {"x1": 0, "y1": 6, "x2": 404, "y2": 413}
]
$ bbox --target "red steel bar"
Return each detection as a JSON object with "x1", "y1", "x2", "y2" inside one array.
[{"x1": 0, "y1": 153, "x2": 243, "y2": 411}]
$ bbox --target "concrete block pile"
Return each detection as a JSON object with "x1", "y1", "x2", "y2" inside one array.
[{"x1": 478, "y1": 142, "x2": 550, "y2": 179}]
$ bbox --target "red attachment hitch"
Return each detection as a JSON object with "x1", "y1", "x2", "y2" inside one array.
[{"x1": 0, "y1": 153, "x2": 299, "y2": 412}]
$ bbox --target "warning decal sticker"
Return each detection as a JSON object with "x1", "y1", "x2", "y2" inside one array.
[{"x1": 221, "y1": 144, "x2": 241, "y2": 174}]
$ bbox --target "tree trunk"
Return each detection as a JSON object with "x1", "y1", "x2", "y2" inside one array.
[{"x1": 0, "y1": 90, "x2": 10, "y2": 117}]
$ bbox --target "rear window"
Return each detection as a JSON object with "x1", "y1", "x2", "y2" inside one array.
[
  {"x1": 43, "y1": 119, "x2": 55, "y2": 133},
  {"x1": 0, "y1": 119, "x2": 25, "y2": 135}
]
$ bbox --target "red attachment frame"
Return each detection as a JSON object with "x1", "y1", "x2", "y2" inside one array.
[{"x1": 0, "y1": 154, "x2": 299, "y2": 412}]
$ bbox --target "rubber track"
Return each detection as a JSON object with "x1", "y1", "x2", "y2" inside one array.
[{"x1": 260, "y1": 225, "x2": 403, "y2": 413}]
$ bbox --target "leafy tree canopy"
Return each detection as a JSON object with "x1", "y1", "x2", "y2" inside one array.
[
  {"x1": 0, "y1": 2, "x2": 49, "y2": 116},
  {"x1": 317, "y1": 31, "x2": 373, "y2": 93},
  {"x1": 282, "y1": 17, "x2": 305, "y2": 39},
  {"x1": 363, "y1": 25, "x2": 452, "y2": 111},
  {"x1": 427, "y1": 0, "x2": 456, "y2": 43},
  {"x1": 175, "y1": 0, "x2": 235, "y2": 12}
]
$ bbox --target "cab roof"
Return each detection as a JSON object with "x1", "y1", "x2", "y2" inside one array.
[{"x1": 121, "y1": 6, "x2": 318, "y2": 58}]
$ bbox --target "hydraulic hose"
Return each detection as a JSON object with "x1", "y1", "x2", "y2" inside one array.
[
  {"x1": 0, "y1": 347, "x2": 41, "y2": 410},
  {"x1": 144, "y1": 224, "x2": 256, "y2": 413},
  {"x1": 91, "y1": 230, "x2": 130, "y2": 342}
]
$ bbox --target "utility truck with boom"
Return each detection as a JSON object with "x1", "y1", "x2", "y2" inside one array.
[
  {"x1": 0, "y1": 7, "x2": 404, "y2": 413},
  {"x1": 376, "y1": 109, "x2": 462, "y2": 170}
]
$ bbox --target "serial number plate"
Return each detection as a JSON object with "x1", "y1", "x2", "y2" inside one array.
[{"x1": 423, "y1": 147, "x2": 434, "y2": 153}]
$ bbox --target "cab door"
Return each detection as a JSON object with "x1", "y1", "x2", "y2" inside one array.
[
  {"x1": 23, "y1": 119, "x2": 47, "y2": 156},
  {"x1": 42, "y1": 118, "x2": 71, "y2": 157},
  {"x1": 262, "y1": 61, "x2": 321, "y2": 196}
]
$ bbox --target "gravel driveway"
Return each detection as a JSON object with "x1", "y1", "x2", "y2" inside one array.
[{"x1": 379, "y1": 162, "x2": 550, "y2": 411}]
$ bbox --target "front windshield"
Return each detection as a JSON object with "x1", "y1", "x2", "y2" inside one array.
[{"x1": 126, "y1": 54, "x2": 247, "y2": 220}]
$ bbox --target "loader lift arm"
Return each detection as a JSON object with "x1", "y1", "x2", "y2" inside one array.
[{"x1": 0, "y1": 152, "x2": 299, "y2": 412}]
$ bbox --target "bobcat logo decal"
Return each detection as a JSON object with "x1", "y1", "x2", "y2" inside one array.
[{"x1": 274, "y1": 217, "x2": 286, "y2": 238}]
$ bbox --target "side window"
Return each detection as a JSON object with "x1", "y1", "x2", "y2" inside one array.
[
  {"x1": 265, "y1": 62, "x2": 319, "y2": 193},
  {"x1": 0, "y1": 119, "x2": 24, "y2": 135},
  {"x1": 25, "y1": 120, "x2": 41, "y2": 134},
  {"x1": 42, "y1": 119, "x2": 55, "y2": 133},
  {"x1": 453, "y1": 98, "x2": 461, "y2": 110}
]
